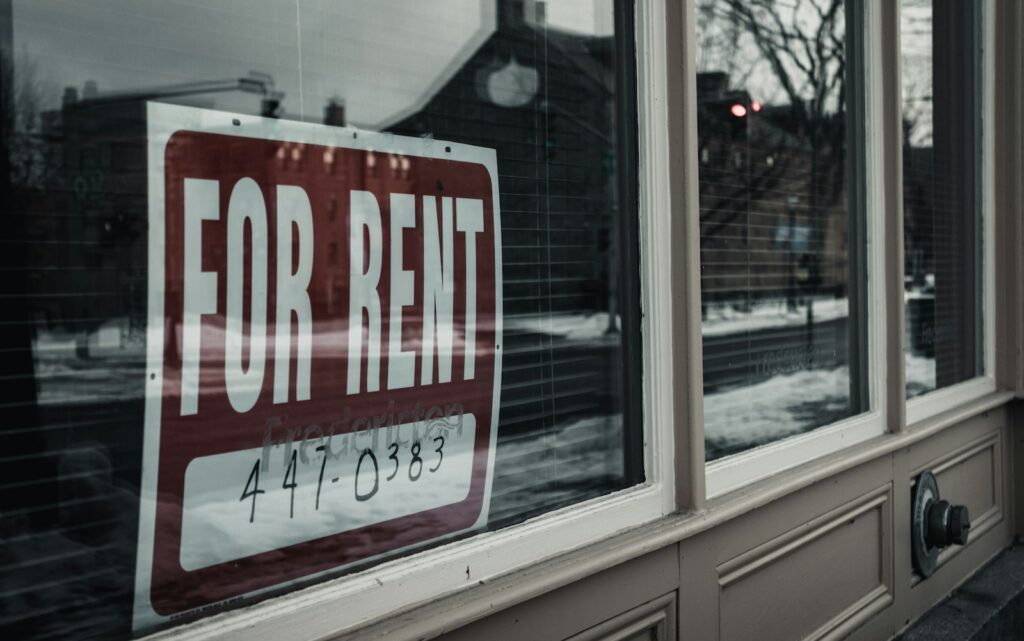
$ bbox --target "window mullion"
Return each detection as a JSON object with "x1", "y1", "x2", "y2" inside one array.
[
  {"x1": 882, "y1": 0, "x2": 907, "y2": 433},
  {"x1": 668, "y1": 0, "x2": 707, "y2": 511}
]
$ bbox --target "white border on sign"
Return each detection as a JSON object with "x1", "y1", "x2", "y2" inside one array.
[{"x1": 132, "y1": 101, "x2": 504, "y2": 632}]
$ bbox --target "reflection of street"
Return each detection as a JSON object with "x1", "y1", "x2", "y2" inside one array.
[
  {"x1": 31, "y1": 316, "x2": 478, "y2": 406},
  {"x1": 703, "y1": 297, "x2": 849, "y2": 393},
  {"x1": 905, "y1": 281, "x2": 938, "y2": 397},
  {"x1": 701, "y1": 296, "x2": 851, "y2": 459}
]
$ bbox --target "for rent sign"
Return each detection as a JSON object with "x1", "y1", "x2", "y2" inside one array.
[{"x1": 134, "y1": 103, "x2": 502, "y2": 627}]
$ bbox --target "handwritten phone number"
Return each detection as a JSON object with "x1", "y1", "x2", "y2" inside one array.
[{"x1": 239, "y1": 436, "x2": 446, "y2": 523}]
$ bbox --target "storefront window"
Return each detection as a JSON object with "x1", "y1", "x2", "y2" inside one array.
[
  {"x1": 901, "y1": 0, "x2": 984, "y2": 398},
  {"x1": 695, "y1": 0, "x2": 868, "y2": 460},
  {"x1": 0, "y1": 1, "x2": 642, "y2": 638}
]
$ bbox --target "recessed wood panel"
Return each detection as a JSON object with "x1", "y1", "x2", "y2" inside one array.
[
  {"x1": 564, "y1": 593, "x2": 676, "y2": 641},
  {"x1": 933, "y1": 434, "x2": 1000, "y2": 540},
  {"x1": 718, "y1": 486, "x2": 893, "y2": 641}
]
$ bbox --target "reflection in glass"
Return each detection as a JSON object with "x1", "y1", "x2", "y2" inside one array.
[
  {"x1": 696, "y1": 0, "x2": 866, "y2": 460},
  {"x1": 901, "y1": 0, "x2": 983, "y2": 398},
  {"x1": 0, "y1": 0, "x2": 641, "y2": 638}
]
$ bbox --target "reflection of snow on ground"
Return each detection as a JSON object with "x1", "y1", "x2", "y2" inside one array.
[
  {"x1": 701, "y1": 298, "x2": 848, "y2": 337},
  {"x1": 704, "y1": 354, "x2": 941, "y2": 458},
  {"x1": 33, "y1": 331, "x2": 146, "y2": 406},
  {"x1": 505, "y1": 301, "x2": 849, "y2": 343},
  {"x1": 705, "y1": 365, "x2": 851, "y2": 460},
  {"x1": 906, "y1": 353, "x2": 936, "y2": 398},
  {"x1": 490, "y1": 414, "x2": 624, "y2": 525},
  {"x1": 33, "y1": 321, "x2": 629, "y2": 529},
  {"x1": 504, "y1": 312, "x2": 620, "y2": 342}
]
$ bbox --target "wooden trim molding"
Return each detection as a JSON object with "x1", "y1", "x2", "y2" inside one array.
[{"x1": 564, "y1": 592, "x2": 676, "y2": 641}]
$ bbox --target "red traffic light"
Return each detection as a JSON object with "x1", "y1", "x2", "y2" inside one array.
[{"x1": 729, "y1": 103, "x2": 748, "y2": 118}]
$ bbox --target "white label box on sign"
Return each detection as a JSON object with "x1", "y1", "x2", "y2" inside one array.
[{"x1": 180, "y1": 413, "x2": 477, "y2": 570}]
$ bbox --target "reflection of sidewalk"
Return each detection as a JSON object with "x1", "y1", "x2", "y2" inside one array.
[{"x1": 701, "y1": 298, "x2": 848, "y2": 337}]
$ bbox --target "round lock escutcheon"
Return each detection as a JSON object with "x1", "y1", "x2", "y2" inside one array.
[{"x1": 911, "y1": 471, "x2": 972, "y2": 578}]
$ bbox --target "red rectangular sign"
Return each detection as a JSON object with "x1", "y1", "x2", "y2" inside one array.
[{"x1": 134, "y1": 103, "x2": 502, "y2": 626}]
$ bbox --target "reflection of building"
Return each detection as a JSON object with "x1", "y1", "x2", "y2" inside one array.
[
  {"x1": 697, "y1": 71, "x2": 854, "y2": 398},
  {"x1": 39, "y1": 96, "x2": 147, "y2": 334},
  {"x1": 38, "y1": 75, "x2": 283, "y2": 336},
  {"x1": 390, "y1": 13, "x2": 619, "y2": 320},
  {"x1": 387, "y1": 2, "x2": 629, "y2": 488},
  {"x1": 697, "y1": 71, "x2": 850, "y2": 309}
]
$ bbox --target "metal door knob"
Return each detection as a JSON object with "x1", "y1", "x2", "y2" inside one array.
[{"x1": 925, "y1": 500, "x2": 970, "y2": 548}]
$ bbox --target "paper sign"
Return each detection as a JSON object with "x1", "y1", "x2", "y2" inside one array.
[{"x1": 134, "y1": 102, "x2": 502, "y2": 627}]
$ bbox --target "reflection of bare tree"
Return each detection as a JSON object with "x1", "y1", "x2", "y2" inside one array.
[
  {"x1": 899, "y1": 5, "x2": 934, "y2": 286},
  {"x1": 699, "y1": 0, "x2": 846, "y2": 111},
  {"x1": 701, "y1": 0, "x2": 847, "y2": 204},
  {"x1": 900, "y1": 4, "x2": 933, "y2": 148},
  {"x1": 699, "y1": 0, "x2": 859, "y2": 452},
  {"x1": 697, "y1": 0, "x2": 849, "y2": 305}
]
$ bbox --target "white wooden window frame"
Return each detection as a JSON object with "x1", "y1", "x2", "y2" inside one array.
[
  {"x1": 904, "y1": 0, "x2": 997, "y2": 427},
  {"x1": 704, "y1": 0, "x2": 1000, "y2": 497},
  {"x1": 142, "y1": 3, "x2": 677, "y2": 641},
  {"x1": 703, "y1": 0, "x2": 889, "y2": 498}
]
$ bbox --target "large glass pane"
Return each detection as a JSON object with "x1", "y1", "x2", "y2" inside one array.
[
  {"x1": 696, "y1": 0, "x2": 867, "y2": 460},
  {"x1": 0, "y1": 1, "x2": 642, "y2": 638},
  {"x1": 901, "y1": 0, "x2": 983, "y2": 398}
]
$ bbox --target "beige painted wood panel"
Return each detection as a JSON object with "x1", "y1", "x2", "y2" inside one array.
[
  {"x1": 716, "y1": 487, "x2": 892, "y2": 641},
  {"x1": 564, "y1": 593, "x2": 676, "y2": 641}
]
